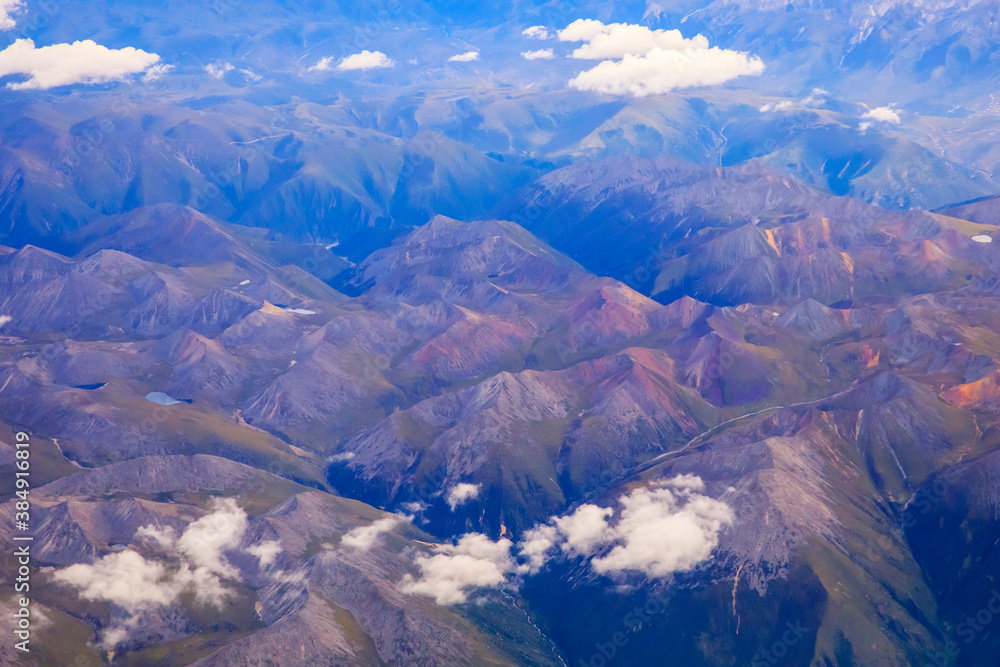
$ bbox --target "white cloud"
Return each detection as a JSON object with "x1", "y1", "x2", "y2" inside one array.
[
  {"x1": 308, "y1": 56, "x2": 335, "y2": 72},
  {"x1": 557, "y1": 19, "x2": 608, "y2": 44},
  {"x1": 590, "y1": 484, "x2": 733, "y2": 577},
  {"x1": 400, "y1": 534, "x2": 515, "y2": 605},
  {"x1": 667, "y1": 474, "x2": 706, "y2": 492},
  {"x1": 309, "y1": 51, "x2": 395, "y2": 72},
  {"x1": 403, "y1": 477, "x2": 731, "y2": 603},
  {"x1": 514, "y1": 476, "x2": 732, "y2": 578},
  {"x1": 100, "y1": 626, "x2": 132, "y2": 650},
  {"x1": 803, "y1": 88, "x2": 828, "y2": 107},
  {"x1": 759, "y1": 100, "x2": 796, "y2": 113},
  {"x1": 142, "y1": 64, "x2": 172, "y2": 83},
  {"x1": 402, "y1": 500, "x2": 428, "y2": 514},
  {"x1": 517, "y1": 524, "x2": 559, "y2": 575},
  {"x1": 53, "y1": 499, "x2": 271, "y2": 648},
  {"x1": 341, "y1": 515, "x2": 410, "y2": 551},
  {"x1": 336, "y1": 50, "x2": 395, "y2": 71},
  {"x1": 972, "y1": 235, "x2": 993, "y2": 243},
  {"x1": 53, "y1": 550, "x2": 183, "y2": 650},
  {"x1": 569, "y1": 47, "x2": 764, "y2": 97},
  {"x1": 205, "y1": 61, "x2": 234, "y2": 79},
  {"x1": 862, "y1": 105, "x2": 901, "y2": 124},
  {"x1": 522, "y1": 25, "x2": 551, "y2": 40},
  {"x1": 176, "y1": 497, "x2": 247, "y2": 582},
  {"x1": 521, "y1": 49, "x2": 555, "y2": 61},
  {"x1": 134, "y1": 525, "x2": 177, "y2": 549},
  {"x1": 448, "y1": 51, "x2": 479, "y2": 62},
  {"x1": 0, "y1": 315, "x2": 10, "y2": 328},
  {"x1": 512, "y1": 503, "x2": 611, "y2": 573},
  {"x1": 558, "y1": 19, "x2": 709, "y2": 60},
  {"x1": 172, "y1": 564, "x2": 233, "y2": 607},
  {"x1": 53, "y1": 551, "x2": 179, "y2": 614},
  {"x1": 763, "y1": 89, "x2": 827, "y2": 112},
  {"x1": 0, "y1": 0, "x2": 22, "y2": 31},
  {"x1": 247, "y1": 540, "x2": 283, "y2": 567},
  {"x1": 553, "y1": 504, "x2": 614, "y2": 556},
  {"x1": 446, "y1": 483, "x2": 481, "y2": 510},
  {"x1": 559, "y1": 20, "x2": 763, "y2": 97},
  {"x1": 0, "y1": 39, "x2": 161, "y2": 90}
]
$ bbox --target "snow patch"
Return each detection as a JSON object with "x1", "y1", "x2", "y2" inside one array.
[
  {"x1": 145, "y1": 392, "x2": 185, "y2": 406},
  {"x1": 279, "y1": 306, "x2": 317, "y2": 315}
]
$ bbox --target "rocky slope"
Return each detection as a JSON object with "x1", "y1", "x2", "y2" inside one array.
[
  {"x1": 0, "y1": 456, "x2": 562, "y2": 667},
  {"x1": 2, "y1": 199, "x2": 999, "y2": 664},
  {"x1": 4, "y1": 2, "x2": 1000, "y2": 657}
]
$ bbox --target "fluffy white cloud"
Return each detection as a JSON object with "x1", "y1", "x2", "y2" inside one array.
[
  {"x1": 401, "y1": 534, "x2": 515, "y2": 605},
  {"x1": 557, "y1": 18, "x2": 607, "y2": 44},
  {"x1": 762, "y1": 89, "x2": 829, "y2": 112},
  {"x1": 591, "y1": 485, "x2": 733, "y2": 577},
  {"x1": 309, "y1": 51, "x2": 395, "y2": 72},
  {"x1": 759, "y1": 100, "x2": 796, "y2": 113},
  {"x1": 515, "y1": 476, "x2": 732, "y2": 578},
  {"x1": 448, "y1": 51, "x2": 479, "y2": 62},
  {"x1": 100, "y1": 626, "x2": 132, "y2": 650},
  {"x1": 247, "y1": 540, "x2": 283, "y2": 567},
  {"x1": 308, "y1": 56, "x2": 335, "y2": 72},
  {"x1": 570, "y1": 48, "x2": 764, "y2": 97},
  {"x1": 54, "y1": 549, "x2": 183, "y2": 650},
  {"x1": 553, "y1": 504, "x2": 614, "y2": 556},
  {"x1": 402, "y1": 500, "x2": 428, "y2": 513},
  {"x1": 333, "y1": 50, "x2": 395, "y2": 71},
  {"x1": 239, "y1": 68, "x2": 262, "y2": 82},
  {"x1": 446, "y1": 482, "x2": 481, "y2": 510},
  {"x1": 559, "y1": 19, "x2": 709, "y2": 60},
  {"x1": 667, "y1": 474, "x2": 706, "y2": 492},
  {"x1": 0, "y1": 315, "x2": 11, "y2": 328},
  {"x1": 513, "y1": 503, "x2": 612, "y2": 573},
  {"x1": 517, "y1": 524, "x2": 558, "y2": 575},
  {"x1": 205, "y1": 61, "x2": 234, "y2": 79},
  {"x1": 0, "y1": 39, "x2": 161, "y2": 90},
  {"x1": 522, "y1": 25, "x2": 551, "y2": 40},
  {"x1": 0, "y1": 0, "x2": 22, "y2": 31},
  {"x1": 521, "y1": 49, "x2": 555, "y2": 61},
  {"x1": 862, "y1": 105, "x2": 901, "y2": 124},
  {"x1": 53, "y1": 551, "x2": 179, "y2": 614},
  {"x1": 972, "y1": 235, "x2": 993, "y2": 243},
  {"x1": 341, "y1": 515, "x2": 410, "y2": 550},
  {"x1": 142, "y1": 63, "x2": 172, "y2": 83},
  {"x1": 177, "y1": 497, "x2": 247, "y2": 581},
  {"x1": 405, "y1": 477, "x2": 731, "y2": 603},
  {"x1": 53, "y1": 499, "x2": 274, "y2": 648},
  {"x1": 559, "y1": 20, "x2": 763, "y2": 97},
  {"x1": 134, "y1": 525, "x2": 177, "y2": 549}
]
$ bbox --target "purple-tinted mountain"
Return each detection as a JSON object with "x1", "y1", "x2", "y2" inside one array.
[{"x1": 4, "y1": 1, "x2": 1000, "y2": 664}]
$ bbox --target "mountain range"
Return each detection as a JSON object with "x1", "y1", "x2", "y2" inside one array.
[{"x1": 3, "y1": 1, "x2": 1000, "y2": 666}]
